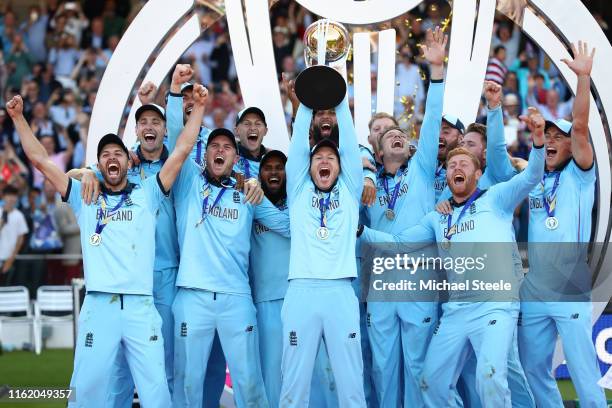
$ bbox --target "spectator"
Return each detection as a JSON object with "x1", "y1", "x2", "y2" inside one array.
[
  {"x1": 54, "y1": 1, "x2": 89, "y2": 46},
  {"x1": 21, "y1": 4, "x2": 50, "y2": 63},
  {"x1": 102, "y1": 0, "x2": 125, "y2": 38},
  {"x1": 35, "y1": 64, "x2": 62, "y2": 103},
  {"x1": 510, "y1": 52, "x2": 551, "y2": 109},
  {"x1": 48, "y1": 89, "x2": 78, "y2": 130},
  {"x1": 528, "y1": 88, "x2": 573, "y2": 122},
  {"x1": 485, "y1": 45, "x2": 508, "y2": 85},
  {"x1": 31, "y1": 133, "x2": 72, "y2": 188},
  {"x1": 0, "y1": 185, "x2": 28, "y2": 286},
  {"x1": 6, "y1": 34, "x2": 33, "y2": 90},
  {"x1": 272, "y1": 26, "x2": 295, "y2": 75},
  {"x1": 48, "y1": 32, "x2": 81, "y2": 85},
  {"x1": 491, "y1": 22, "x2": 521, "y2": 67}
]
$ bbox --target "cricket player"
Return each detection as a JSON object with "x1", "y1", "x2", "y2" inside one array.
[
  {"x1": 518, "y1": 42, "x2": 607, "y2": 408},
  {"x1": 6, "y1": 84, "x2": 207, "y2": 407},
  {"x1": 434, "y1": 114, "x2": 464, "y2": 201},
  {"x1": 436, "y1": 82, "x2": 534, "y2": 407},
  {"x1": 360, "y1": 107, "x2": 546, "y2": 406},
  {"x1": 249, "y1": 150, "x2": 338, "y2": 408},
  {"x1": 171, "y1": 127, "x2": 289, "y2": 407},
  {"x1": 280, "y1": 78, "x2": 365, "y2": 405},
  {"x1": 364, "y1": 27, "x2": 446, "y2": 407},
  {"x1": 68, "y1": 102, "x2": 184, "y2": 406}
]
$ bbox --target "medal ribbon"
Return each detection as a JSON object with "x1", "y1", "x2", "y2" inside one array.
[
  {"x1": 318, "y1": 192, "x2": 331, "y2": 228},
  {"x1": 94, "y1": 192, "x2": 128, "y2": 236},
  {"x1": 542, "y1": 171, "x2": 560, "y2": 217},
  {"x1": 382, "y1": 171, "x2": 404, "y2": 214},
  {"x1": 241, "y1": 157, "x2": 251, "y2": 179},
  {"x1": 195, "y1": 140, "x2": 203, "y2": 165},
  {"x1": 197, "y1": 184, "x2": 227, "y2": 226},
  {"x1": 435, "y1": 162, "x2": 444, "y2": 178},
  {"x1": 445, "y1": 188, "x2": 481, "y2": 241}
]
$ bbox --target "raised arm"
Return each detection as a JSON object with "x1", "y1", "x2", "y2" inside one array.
[
  {"x1": 336, "y1": 96, "x2": 363, "y2": 199},
  {"x1": 491, "y1": 108, "x2": 545, "y2": 213},
  {"x1": 360, "y1": 215, "x2": 436, "y2": 254},
  {"x1": 6, "y1": 96, "x2": 69, "y2": 196},
  {"x1": 562, "y1": 41, "x2": 595, "y2": 170},
  {"x1": 483, "y1": 81, "x2": 516, "y2": 183},
  {"x1": 285, "y1": 102, "x2": 313, "y2": 195},
  {"x1": 167, "y1": 64, "x2": 194, "y2": 152},
  {"x1": 414, "y1": 27, "x2": 447, "y2": 178},
  {"x1": 158, "y1": 84, "x2": 207, "y2": 192}
]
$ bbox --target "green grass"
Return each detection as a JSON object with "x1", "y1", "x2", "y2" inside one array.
[
  {"x1": 1, "y1": 349, "x2": 611, "y2": 406},
  {"x1": 0, "y1": 349, "x2": 73, "y2": 408}
]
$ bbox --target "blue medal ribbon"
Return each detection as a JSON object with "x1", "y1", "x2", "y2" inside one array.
[
  {"x1": 318, "y1": 192, "x2": 331, "y2": 228},
  {"x1": 195, "y1": 140, "x2": 203, "y2": 165},
  {"x1": 197, "y1": 184, "x2": 227, "y2": 226},
  {"x1": 542, "y1": 171, "x2": 560, "y2": 218},
  {"x1": 435, "y1": 162, "x2": 444, "y2": 178},
  {"x1": 94, "y1": 192, "x2": 128, "y2": 236},
  {"x1": 241, "y1": 157, "x2": 251, "y2": 179},
  {"x1": 382, "y1": 171, "x2": 404, "y2": 214},
  {"x1": 445, "y1": 188, "x2": 481, "y2": 241}
]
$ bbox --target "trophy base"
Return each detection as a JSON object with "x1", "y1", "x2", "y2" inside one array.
[{"x1": 295, "y1": 65, "x2": 346, "y2": 111}]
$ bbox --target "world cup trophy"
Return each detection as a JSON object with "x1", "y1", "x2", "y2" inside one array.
[{"x1": 294, "y1": 19, "x2": 351, "y2": 110}]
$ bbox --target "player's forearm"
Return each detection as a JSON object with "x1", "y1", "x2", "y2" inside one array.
[
  {"x1": 286, "y1": 103, "x2": 312, "y2": 179},
  {"x1": 486, "y1": 106, "x2": 515, "y2": 182},
  {"x1": 417, "y1": 80, "x2": 444, "y2": 174},
  {"x1": 429, "y1": 63, "x2": 444, "y2": 81},
  {"x1": 174, "y1": 104, "x2": 203, "y2": 158},
  {"x1": 13, "y1": 114, "x2": 48, "y2": 165},
  {"x1": 336, "y1": 97, "x2": 362, "y2": 181},
  {"x1": 571, "y1": 74, "x2": 594, "y2": 167},
  {"x1": 166, "y1": 94, "x2": 184, "y2": 152}
]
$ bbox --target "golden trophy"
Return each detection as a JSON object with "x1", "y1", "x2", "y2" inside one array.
[{"x1": 295, "y1": 19, "x2": 350, "y2": 110}]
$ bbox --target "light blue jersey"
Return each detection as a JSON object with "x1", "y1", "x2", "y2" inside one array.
[
  {"x1": 249, "y1": 197, "x2": 290, "y2": 303},
  {"x1": 434, "y1": 163, "x2": 447, "y2": 201},
  {"x1": 367, "y1": 81, "x2": 443, "y2": 233},
  {"x1": 360, "y1": 144, "x2": 377, "y2": 184},
  {"x1": 63, "y1": 177, "x2": 167, "y2": 295},
  {"x1": 363, "y1": 144, "x2": 545, "y2": 301},
  {"x1": 286, "y1": 97, "x2": 363, "y2": 280},
  {"x1": 127, "y1": 147, "x2": 179, "y2": 271},
  {"x1": 437, "y1": 106, "x2": 517, "y2": 202},
  {"x1": 173, "y1": 160, "x2": 289, "y2": 294},
  {"x1": 236, "y1": 144, "x2": 265, "y2": 179}
]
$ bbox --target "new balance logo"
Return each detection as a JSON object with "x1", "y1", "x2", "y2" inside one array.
[
  {"x1": 289, "y1": 331, "x2": 297, "y2": 346},
  {"x1": 366, "y1": 313, "x2": 371, "y2": 327},
  {"x1": 571, "y1": 313, "x2": 579, "y2": 319},
  {"x1": 149, "y1": 335, "x2": 158, "y2": 342},
  {"x1": 245, "y1": 325, "x2": 253, "y2": 332},
  {"x1": 180, "y1": 322, "x2": 187, "y2": 337},
  {"x1": 469, "y1": 203, "x2": 476, "y2": 215},
  {"x1": 422, "y1": 317, "x2": 431, "y2": 323},
  {"x1": 85, "y1": 332, "x2": 94, "y2": 348},
  {"x1": 517, "y1": 313, "x2": 522, "y2": 327},
  {"x1": 433, "y1": 322, "x2": 440, "y2": 335},
  {"x1": 233, "y1": 191, "x2": 241, "y2": 203},
  {"x1": 348, "y1": 332, "x2": 357, "y2": 339},
  {"x1": 488, "y1": 320, "x2": 497, "y2": 326}
]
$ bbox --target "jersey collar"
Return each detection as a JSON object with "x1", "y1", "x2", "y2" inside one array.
[
  {"x1": 238, "y1": 143, "x2": 266, "y2": 162},
  {"x1": 100, "y1": 181, "x2": 136, "y2": 196},
  {"x1": 136, "y1": 145, "x2": 169, "y2": 164},
  {"x1": 449, "y1": 188, "x2": 486, "y2": 208},
  {"x1": 203, "y1": 168, "x2": 235, "y2": 188}
]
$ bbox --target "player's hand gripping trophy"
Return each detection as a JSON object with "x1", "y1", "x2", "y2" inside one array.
[{"x1": 294, "y1": 19, "x2": 351, "y2": 110}]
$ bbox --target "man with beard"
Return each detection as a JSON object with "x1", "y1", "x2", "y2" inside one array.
[
  {"x1": 363, "y1": 26, "x2": 446, "y2": 407},
  {"x1": 279, "y1": 63, "x2": 366, "y2": 404},
  {"x1": 166, "y1": 64, "x2": 261, "y2": 408},
  {"x1": 519, "y1": 42, "x2": 607, "y2": 408},
  {"x1": 68, "y1": 102, "x2": 185, "y2": 405},
  {"x1": 434, "y1": 114, "x2": 464, "y2": 201},
  {"x1": 436, "y1": 81, "x2": 534, "y2": 408},
  {"x1": 249, "y1": 150, "x2": 337, "y2": 408},
  {"x1": 172, "y1": 128, "x2": 289, "y2": 407},
  {"x1": 6, "y1": 84, "x2": 207, "y2": 406},
  {"x1": 359, "y1": 107, "x2": 546, "y2": 406},
  {"x1": 234, "y1": 106, "x2": 269, "y2": 179}
]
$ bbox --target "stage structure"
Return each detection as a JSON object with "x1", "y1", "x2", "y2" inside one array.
[{"x1": 86, "y1": 0, "x2": 612, "y2": 371}]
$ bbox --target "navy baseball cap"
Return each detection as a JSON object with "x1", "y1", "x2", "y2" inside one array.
[
  {"x1": 236, "y1": 107, "x2": 267, "y2": 126},
  {"x1": 135, "y1": 103, "x2": 165, "y2": 122},
  {"x1": 180, "y1": 82, "x2": 193, "y2": 93},
  {"x1": 310, "y1": 138, "x2": 340, "y2": 161},
  {"x1": 442, "y1": 114, "x2": 466, "y2": 134},
  {"x1": 97, "y1": 133, "x2": 129, "y2": 158},
  {"x1": 207, "y1": 128, "x2": 238, "y2": 151},
  {"x1": 261, "y1": 150, "x2": 287, "y2": 166},
  {"x1": 545, "y1": 119, "x2": 572, "y2": 137}
]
